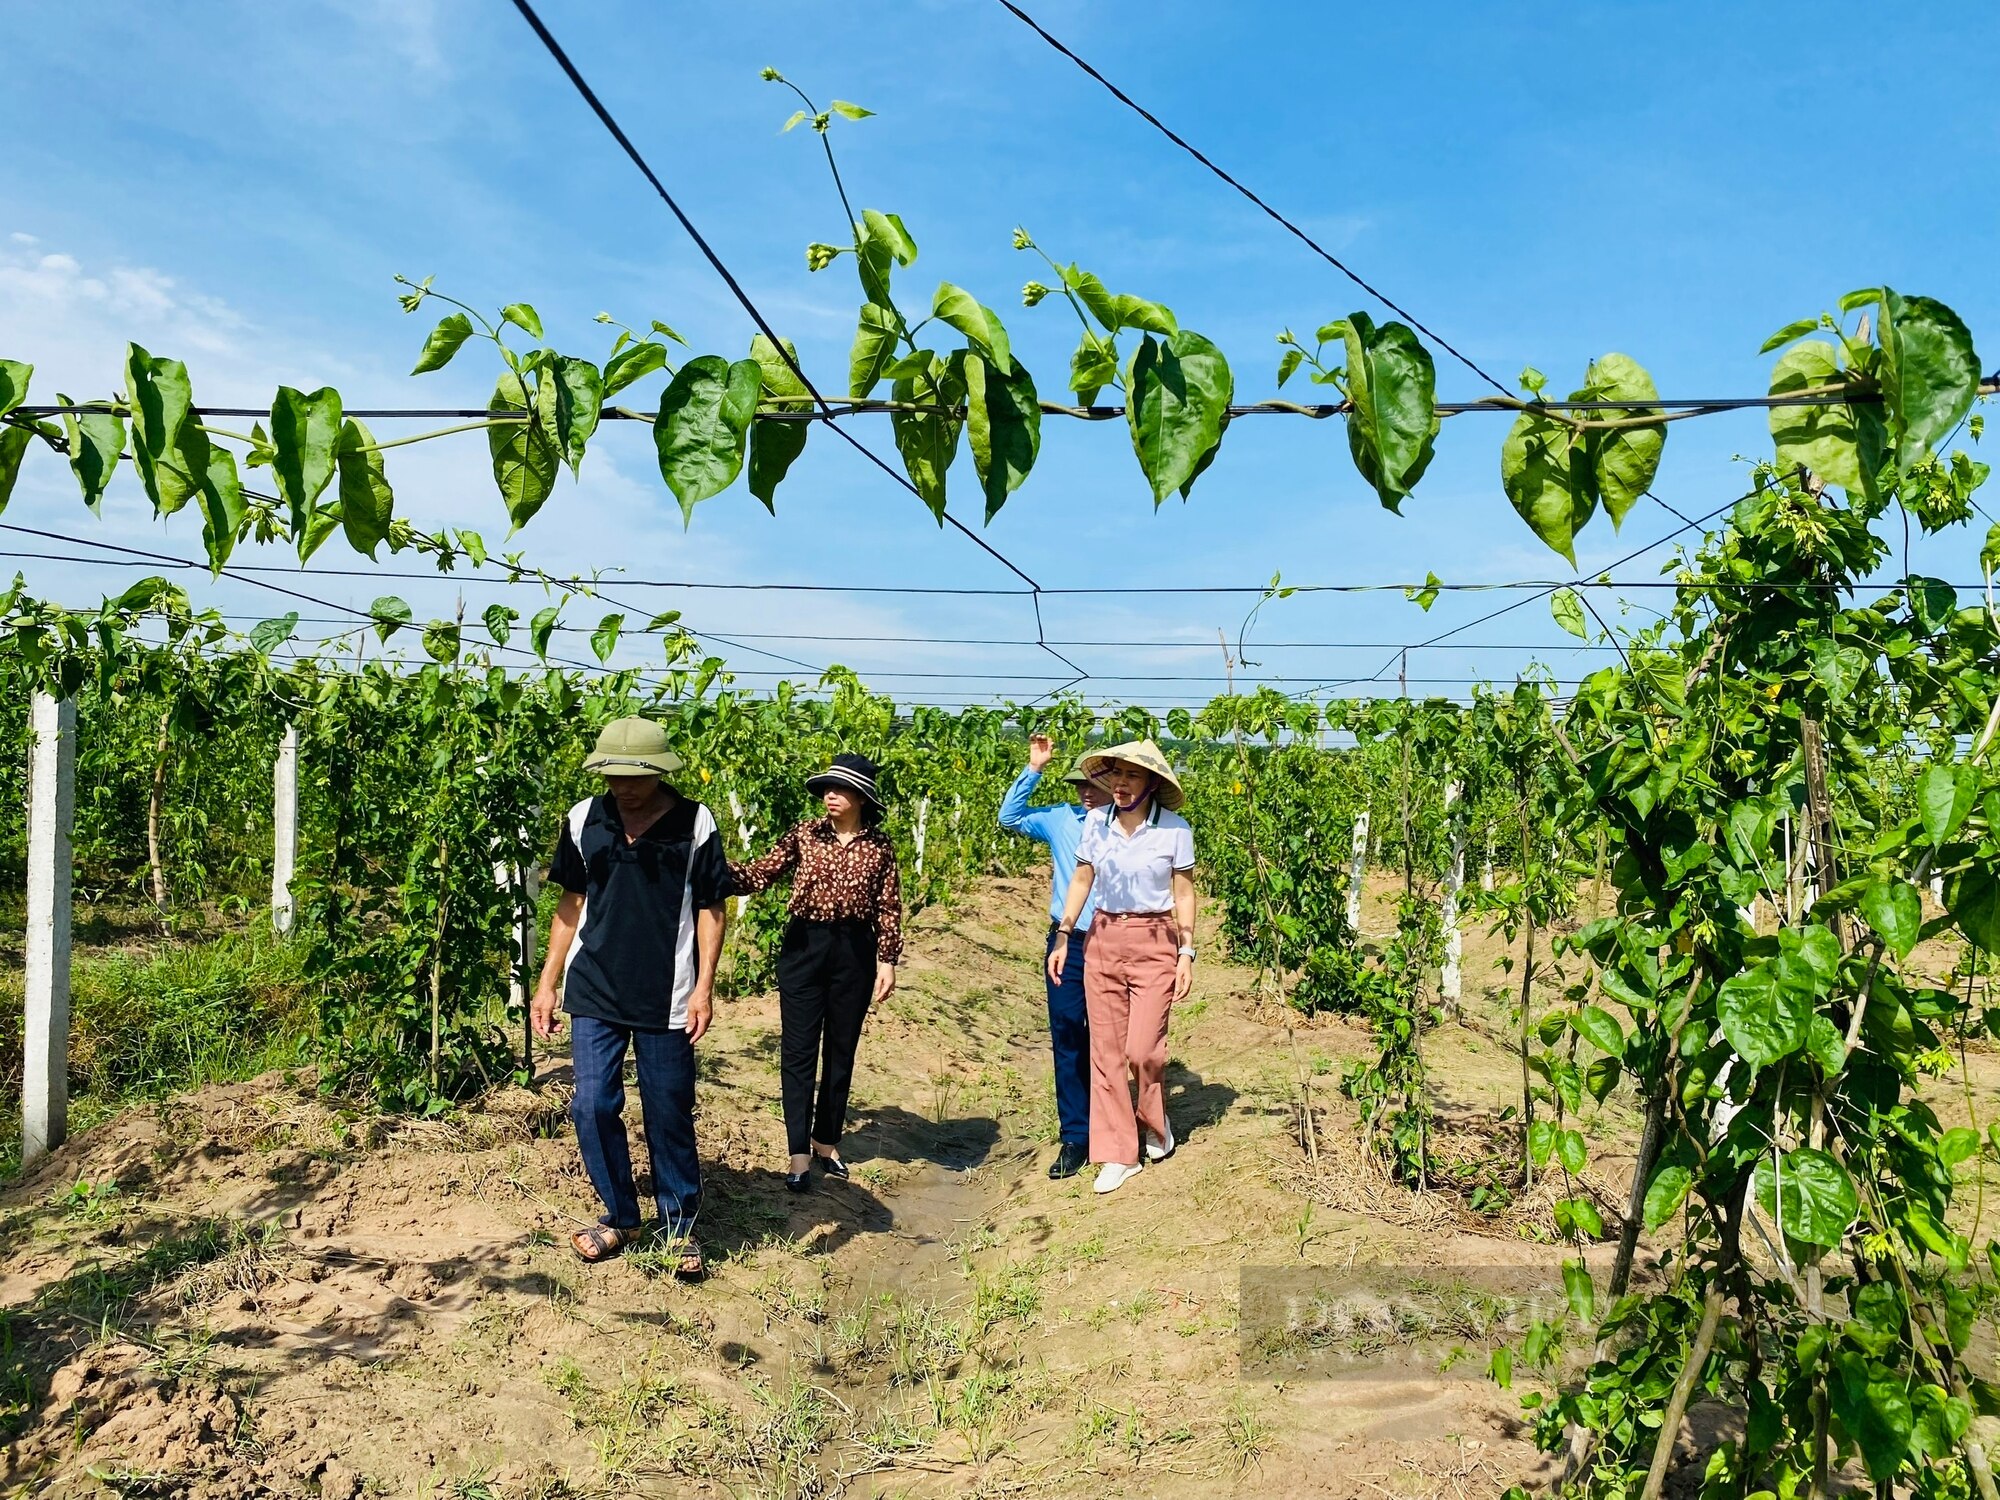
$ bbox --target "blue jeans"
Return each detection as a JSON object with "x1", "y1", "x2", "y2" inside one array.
[
  {"x1": 569, "y1": 1014, "x2": 701, "y2": 1236},
  {"x1": 1046, "y1": 923, "x2": 1091, "y2": 1148}
]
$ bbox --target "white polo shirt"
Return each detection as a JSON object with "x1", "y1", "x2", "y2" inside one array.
[{"x1": 1076, "y1": 803, "x2": 1195, "y2": 913}]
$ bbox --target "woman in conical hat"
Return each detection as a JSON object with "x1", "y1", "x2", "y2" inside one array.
[{"x1": 1047, "y1": 738, "x2": 1197, "y2": 1194}]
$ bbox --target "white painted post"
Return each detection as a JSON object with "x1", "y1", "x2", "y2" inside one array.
[
  {"x1": 24, "y1": 694, "x2": 76, "y2": 1165},
  {"x1": 271, "y1": 725, "x2": 298, "y2": 935},
  {"x1": 1781, "y1": 808, "x2": 1793, "y2": 925},
  {"x1": 1442, "y1": 779, "x2": 1465, "y2": 1003},
  {"x1": 1931, "y1": 872, "x2": 1945, "y2": 907},
  {"x1": 509, "y1": 858, "x2": 540, "y2": 1012},
  {"x1": 727, "y1": 789, "x2": 756, "y2": 919},
  {"x1": 915, "y1": 795, "x2": 930, "y2": 877},
  {"x1": 1481, "y1": 826, "x2": 1495, "y2": 893},
  {"x1": 1346, "y1": 811, "x2": 1370, "y2": 932}
]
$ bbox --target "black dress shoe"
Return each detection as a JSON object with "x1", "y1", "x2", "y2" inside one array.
[
  {"x1": 1048, "y1": 1142, "x2": 1089, "y2": 1180},
  {"x1": 815, "y1": 1154, "x2": 850, "y2": 1180},
  {"x1": 785, "y1": 1171, "x2": 812, "y2": 1193}
]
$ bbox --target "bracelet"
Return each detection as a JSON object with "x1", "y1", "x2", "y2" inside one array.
[{"x1": 1178, "y1": 945, "x2": 1197, "y2": 960}]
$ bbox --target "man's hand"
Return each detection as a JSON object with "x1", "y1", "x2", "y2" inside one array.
[
  {"x1": 530, "y1": 985, "x2": 563, "y2": 1039},
  {"x1": 1027, "y1": 732, "x2": 1054, "y2": 772},
  {"x1": 1047, "y1": 939, "x2": 1069, "y2": 985},
  {"x1": 685, "y1": 987, "x2": 714, "y2": 1043},
  {"x1": 1173, "y1": 953, "x2": 1194, "y2": 1003},
  {"x1": 873, "y1": 961, "x2": 897, "y2": 1005}
]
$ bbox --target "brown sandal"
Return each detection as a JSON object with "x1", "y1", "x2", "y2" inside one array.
[
  {"x1": 571, "y1": 1223, "x2": 633, "y2": 1263},
  {"x1": 669, "y1": 1235, "x2": 705, "y2": 1281}
]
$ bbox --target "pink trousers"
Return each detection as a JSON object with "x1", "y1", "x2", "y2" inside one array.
[{"x1": 1083, "y1": 913, "x2": 1177, "y2": 1167}]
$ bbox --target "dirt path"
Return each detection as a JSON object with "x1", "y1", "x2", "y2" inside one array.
[{"x1": 2, "y1": 875, "x2": 1585, "y2": 1498}]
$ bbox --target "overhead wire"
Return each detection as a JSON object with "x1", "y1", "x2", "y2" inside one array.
[{"x1": 503, "y1": 0, "x2": 1087, "y2": 700}]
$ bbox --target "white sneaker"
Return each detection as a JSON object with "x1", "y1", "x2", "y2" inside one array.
[
  {"x1": 1094, "y1": 1162, "x2": 1143, "y2": 1194},
  {"x1": 1144, "y1": 1121, "x2": 1176, "y2": 1162}
]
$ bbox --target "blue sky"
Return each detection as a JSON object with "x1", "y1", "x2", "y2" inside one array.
[{"x1": 4, "y1": 0, "x2": 1996, "y2": 712}]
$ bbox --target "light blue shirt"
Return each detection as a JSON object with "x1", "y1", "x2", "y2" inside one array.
[{"x1": 998, "y1": 767, "x2": 1097, "y2": 930}]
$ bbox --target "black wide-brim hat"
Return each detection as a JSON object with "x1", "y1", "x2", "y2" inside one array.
[{"x1": 806, "y1": 753, "x2": 885, "y2": 814}]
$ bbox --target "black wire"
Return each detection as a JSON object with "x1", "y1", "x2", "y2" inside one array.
[
  {"x1": 504, "y1": 0, "x2": 1085, "y2": 699},
  {"x1": 993, "y1": 0, "x2": 1512, "y2": 399}
]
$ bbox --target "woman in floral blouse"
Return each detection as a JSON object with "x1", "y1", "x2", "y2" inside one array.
[{"x1": 731, "y1": 753, "x2": 902, "y2": 1192}]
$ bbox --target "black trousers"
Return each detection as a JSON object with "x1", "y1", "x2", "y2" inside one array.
[{"x1": 776, "y1": 918, "x2": 876, "y2": 1156}]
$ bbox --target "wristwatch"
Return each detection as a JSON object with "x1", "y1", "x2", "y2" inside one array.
[{"x1": 1178, "y1": 945, "x2": 1197, "y2": 960}]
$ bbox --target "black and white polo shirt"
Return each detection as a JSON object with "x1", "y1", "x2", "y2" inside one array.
[{"x1": 549, "y1": 793, "x2": 732, "y2": 1029}]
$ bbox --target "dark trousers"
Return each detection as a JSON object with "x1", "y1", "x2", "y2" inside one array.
[
  {"x1": 1046, "y1": 923, "x2": 1091, "y2": 1147},
  {"x1": 777, "y1": 918, "x2": 875, "y2": 1156},
  {"x1": 569, "y1": 1014, "x2": 701, "y2": 1236}
]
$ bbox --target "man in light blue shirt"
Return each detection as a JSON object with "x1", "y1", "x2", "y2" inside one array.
[{"x1": 999, "y1": 733, "x2": 1108, "y2": 1179}]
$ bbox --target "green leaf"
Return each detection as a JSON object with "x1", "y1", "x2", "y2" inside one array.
[
  {"x1": 1583, "y1": 354, "x2": 1663, "y2": 527},
  {"x1": 1562, "y1": 1197, "x2": 1605, "y2": 1239},
  {"x1": 1759, "y1": 316, "x2": 1821, "y2": 354},
  {"x1": 0, "y1": 424, "x2": 33, "y2": 515},
  {"x1": 269, "y1": 385, "x2": 342, "y2": 541},
  {"x1": 488, "y1": 372, "x2": 561, "y2": 531},
  {"x1": 603, "y1": 340, "x2": 667, "y2": 397},
  {"x1": 481, "y1": 603, "x2": 516, "y2": 646},
  {"x1": 849, "y1": 302, "x2": 901, "y2": 397},
  {"x1": 501, "y1": 303, "x2": 544, "y2": 341},
  {"x1": 529, "y1": 606, "x2": 560, "y2": 659},
  {"x1": 249, "y1": 612, "x2": 298, "y2": 653},
  {"x1": 1328, "y1": 313, "x2": 1438, "y2": 512},
  {"x1": 1718, "y1": 956, "x2": 1815, "y2": 1067},
  {"x1": 421, "y1": 620, "x2": 461, "y2": 664},
  {"x1": 1769, "y1": 341, "x2": 1863, "y2": 492},
  {"x1": 1069, "y1": 333, "x2": 1118, "y2": 405},
  {"x1": 410, "y1": 313, "x2": 475, "y2": 374},
  {"x1": 1861, "y1": 878, "x2": 1923, "y2": 959},
  {"x1": 1126, "y1": 330, "x2": 1233, "y2": 506},
  {"x1": 1642, "y1": 1163, "x2": 1692, "y2": 1229},
  {"x1": 0, "y1": 358, "x2": 29, "y2": 415},
  {"x1": 1941, "y1": 1127, "x2": 1980, "y2": 1169},
  {"x1": 590, "y1": 611, "x2": 623, "y2": 663},
  {"x1": 369, "y1": 596, "x2": 412, "y2": 641},
  {"x1": 335, "y1": 418, "x2": 395, "y2": 559},
  {"x1": 1527, "y1": 1119, "x2": 1556, "y2": 1167},
  {"x1": 748, "y1": 333, "x2": 811, "y2": 512},
  {"x1": 1501, "y1": 407, "x2": 1592, "y2": 565},
  {"x1": 456, "y1": 528, "x2": 487, "y2": 567},
  {"x1": 1809, "y1": 639, "x2": 1867, "y2": 701},
  {"x1": 554, "y1": 357, "x2": 603, "y2": 474},
  {"x1": 860, "y1": 209, "x2": 917, "y2": 265},
  {"x1": 1405, "y1": 571, "x2": 1440, "y2": 612},
  {"x1": 1878, "y1": 290, "x2": 1981, "y2": 475},
  {"x1": 1276, "y1": 348, "x2": 1304, "y2": 388},
  {"x1": 1551, "y1": 588, "x2": 1588, "y2": 639},
  {"x1": 1907, "y1": 575, "x2": 1956, "y2": 635},
  {"x1": 124, "y1": 343, "x2": 202, "y2": 516},
  {"x1": 1947, "y1": 866, "x2": 2000, "y2": 952},
  {"x1": 1064, "y1": 266, "x2": 1119, "y2": 331},
  {"x1": 1112, "y1": 294, "x2": 1177, "y2": 336},
  {"x1": 1561, "y1": 1260, "x2": 1595, "y2": 1323},
  {"x1": 1829, "y1": 1350, "x2": 1914, "y2": 1482},
  {"x1": 1918, "y1": 760, "x2": 1979, "y2": 846},
  {"x1": 964, "y1": 353, "x2": 1040, "y2": 523},
  {"x1": 1982, "y1": 522, "x2": 2000, "y2": 580},
  {"x1": 1753, "y1": 1147, "x2": 1857, "y2": 1248},
  {"x1": 197, "y1": 443, "x2": 246, "y2": 573},
  {"x1": 1554, "y1": 1128, "x2": 1587, "y2": 1174},
  {"x1": 654, "y1": 355, "x2": 760, "y2": 521},
  {"x1": 829, "y1": 99, "x2": 874, "y2": 119},
  {"x1": 56, "y1": 397, "x2": 122, "y2": 515},
  {"x1": 890, "y1": 353, "x2": 966, "y2": 520},
  {"x1": 932, "y1": 282, "x2": 1013, "y2": 374},
  {"x1": 1573, "y1": 1005, "x2": 1624, "y2": 1056}
]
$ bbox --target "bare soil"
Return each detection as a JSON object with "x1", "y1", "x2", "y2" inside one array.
[{"x1": 6, "y1": 871, "x2": 1990, "y2": 1498}]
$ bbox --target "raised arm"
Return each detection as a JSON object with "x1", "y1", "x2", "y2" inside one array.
[
  {"x1": 999, "y1": 734, "x2": 1059, "y2": 838},
  {"x1": 729, "y1": 821, "x2": 802, "y2": 896}
]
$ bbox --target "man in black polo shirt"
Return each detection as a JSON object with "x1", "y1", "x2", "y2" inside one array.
[{"x1": 530, "y1": 717, "x2": 730, "y2": 1274}]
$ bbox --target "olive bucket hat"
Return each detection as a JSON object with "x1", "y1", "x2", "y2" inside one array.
[
  {"x1": 582, "y1": 716, "x2": 684, "y2": 778},
  {"x1": 1079, "y1": 738, "x2": 1186, "y2": 812}
]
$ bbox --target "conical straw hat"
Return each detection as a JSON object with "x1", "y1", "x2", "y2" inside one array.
[{"x1": 1079, "y1": 738, "x2": 1185, "y2": 812}]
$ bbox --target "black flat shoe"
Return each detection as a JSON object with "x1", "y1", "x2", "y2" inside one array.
[
  {"x1": 1048, "y1": 1142, "x2": 1089, "y2": 1180},
  {"x1": 815, "y1": 1154, "x2": 850, "y2": 1180},
  {"x1": 786, "y1": 1171, "x2": 812, "y2": 1193}
]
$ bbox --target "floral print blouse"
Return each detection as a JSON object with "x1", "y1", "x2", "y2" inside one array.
[{"x1": 729, "y1": 818, "x2": 904, "y2": 964}]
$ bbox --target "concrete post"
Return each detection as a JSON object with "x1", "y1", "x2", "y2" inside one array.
[
  {"x1": 1346, "y1": 811, "x2": 1369, "y2": 932},
  {"x1": 24, "y1": 694, "x2": 76, "y2": 1164},
  {"x1": 271, "y1": 725, "x2": 298, "y2": 935},
  {"x1": 1441, "y1": 780, "x2": 1465, "y2": 1003}
]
